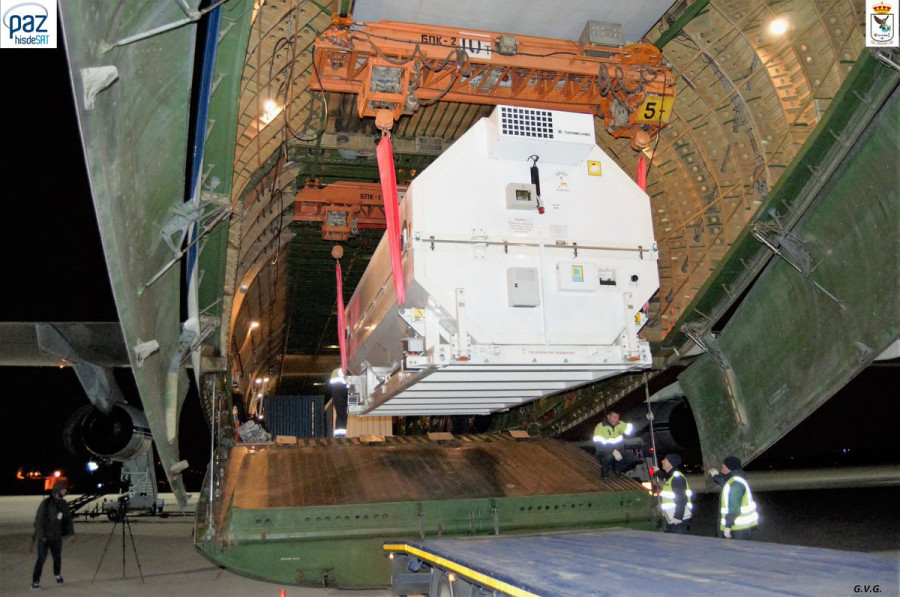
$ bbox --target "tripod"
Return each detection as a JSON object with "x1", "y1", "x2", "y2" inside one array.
[{"x1": 92, "y1": 497, "x2": 144, "y2": 583}]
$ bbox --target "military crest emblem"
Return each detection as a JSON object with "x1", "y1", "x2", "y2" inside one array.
[{"x1": 870, "y1": 3, "x2": 896, "y2": 45}]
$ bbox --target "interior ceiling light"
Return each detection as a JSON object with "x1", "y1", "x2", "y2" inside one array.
[
  {"x1": 260, "y1": 99, "x2": 283, "y2": 125},
  {"x1": 249, "y1": 321, "x2": 260, "y2": 330},
  {"x1": 768, "y1": 17, "x2": 789, "y2": 35}
]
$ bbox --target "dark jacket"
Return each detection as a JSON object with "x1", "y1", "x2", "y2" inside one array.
[{"x1": 34, "y1": 495, "x2": 74, "y2": 542}]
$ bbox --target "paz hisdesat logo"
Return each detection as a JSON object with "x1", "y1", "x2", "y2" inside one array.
[
  {"x1": 1, "y1": 0, "x2": 57, "y2": 49},
  {"x1": 868, "y1": 2, "x2": 898, "y2": 47}
]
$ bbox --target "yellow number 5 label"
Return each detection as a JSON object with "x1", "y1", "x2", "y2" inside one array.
[{"x1": 636, "y1": 95, "x2": 675, "y2": 123}]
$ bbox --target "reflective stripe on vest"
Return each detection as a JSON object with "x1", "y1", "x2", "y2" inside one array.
[
  {"x1": 593, "y1": 421, "x2": 632, "y2": 445},
  {"x1": 660, "y1": 471, "x2": 693, "y2": 524},
  {"x1": 719, "y1": 475, "x2": 759, "y2": 531}
]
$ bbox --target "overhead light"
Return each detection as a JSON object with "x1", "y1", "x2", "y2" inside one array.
[
  {"x1": 768, "y1": 17, "x2": 788, "y2": 35},
  {"x1": 260, "y1": 99, "x2": 283, "y2": 125},
  {"x1": 86, "y1": 461, "x2": 99, "y2": 473},
  {"x1": 249, "y1": 321, "x2": 260, "y2": 331},
  {"x1": 263, "y1": 377, "x2": 269, "y2": 383},
  {"x1": 255, "y1": 378, "x2": 262, "y2": 384}
]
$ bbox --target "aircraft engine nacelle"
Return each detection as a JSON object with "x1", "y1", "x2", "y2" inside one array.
[
  {"x1": 624, "y1": 397, "x2": 701, "y2": 458},
  {"x1": 64, "y1": 403, "x2": 153, "y2": 462}
]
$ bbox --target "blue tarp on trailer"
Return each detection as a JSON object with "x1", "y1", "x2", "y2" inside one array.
[{"x1": 388, "y1": 529, "x2": 898, "y2": 596}]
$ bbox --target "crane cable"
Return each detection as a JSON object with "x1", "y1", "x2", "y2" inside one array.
[{"x1": 643, "y1": 372, "x2": 660, "y2": 478}]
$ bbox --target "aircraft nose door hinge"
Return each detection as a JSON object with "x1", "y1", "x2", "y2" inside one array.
[
  {"x1": 133, "y1": 339, "x2": 160, "y2": 368},
  {"x1": 140, "y1": 200, "x2": 231, "y2": 294},
  {"x1": 179, "y1": 316, "x2": 220, "y2": 366},
  {"x1": 751, "y1": 221, "x2": 845, "y2": 310},
  {"x1": 681, "y1": 320, "x2": 747, "y2": 427},
  {"x1": 80, "y1": 66, "x2": 118, "y2": 111},
  {"x1": 680, "y1": 320, "x2": 726, "y2": 370}
]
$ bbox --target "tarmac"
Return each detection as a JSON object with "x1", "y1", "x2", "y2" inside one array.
[
  {"x1": 0, "y1": 495, "x2": 392, "y2": 597},
  {"x1": 3, "y1": 488, "x2": 898, "y2": 596}
]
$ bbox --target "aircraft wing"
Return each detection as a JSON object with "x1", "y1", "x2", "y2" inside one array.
[{"x1": 0, "y1": 322, "x2": 128, "y2": 367}]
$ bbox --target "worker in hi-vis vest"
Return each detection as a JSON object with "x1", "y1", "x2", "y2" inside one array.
[
  {"x1": 655, "y1": 453, "x2": 692, "y2": 533},
  {"x1": 592, "y1": 409, "x2": 636, "y2": 478},
  {"x1": 709, "y1": 455, "x2": 759, "y2": 539}
]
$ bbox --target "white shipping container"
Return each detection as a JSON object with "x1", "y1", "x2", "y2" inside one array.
[{"x1": 344, "y1": 106, "x2": 658, "y2": 416}]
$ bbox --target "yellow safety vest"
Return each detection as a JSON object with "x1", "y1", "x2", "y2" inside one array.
[
  {"x1": 719, "y1": 475, "x2": 759, "y2": 531},
  {"x1": 660, "y1": 471, "x2": 693, "y2": 524},
  {"x1": 592, "y1": 421, "x2": 633, "y2": 446}
]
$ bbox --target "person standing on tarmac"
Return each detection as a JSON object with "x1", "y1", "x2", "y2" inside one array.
[
  {"x1": 31, "y1": 479, "x2": 75, "y2": 589},
  {"x1": 709, "y1": 456, "x2": 758, "y2": 540},
  {"x1": 655, "y1": 453, "x2": 693, "y2": 533},
  {"x1": 592, "y1": 409, "x2": 636, "y2": 478}
]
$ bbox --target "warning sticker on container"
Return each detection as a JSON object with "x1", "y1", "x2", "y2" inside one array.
[
  {"x1": 508, "y1": 217, "x2": 534, "y2": 234},
  {"x1": 556, "y1": 171, "x2": 570, "y2": 192},
  {"x1": 571, "y1": 265, "x2": 584, "y2": 282},
  {"x1": 587, "y1": 160, "x2": 602, "y2": 176}
]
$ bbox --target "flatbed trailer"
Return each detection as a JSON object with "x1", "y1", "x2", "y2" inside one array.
[{"x1": 385, "y1": 529, "x2": 899, "y2": 596}]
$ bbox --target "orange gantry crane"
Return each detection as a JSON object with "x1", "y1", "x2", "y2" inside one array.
[
  {"x1": 295, "y1": 181, "x2": 411, "y2": 240},
  {"x1": 312, "y1": 17, "x2": 676, "y2": 146}
]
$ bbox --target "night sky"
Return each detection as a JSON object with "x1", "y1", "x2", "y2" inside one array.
[
  {"x1": 1, "y1": 37, "x2": 897, "y2": 497},
  {"x1": 1, "y1": 44, "x2": 209, "y2": 495}
]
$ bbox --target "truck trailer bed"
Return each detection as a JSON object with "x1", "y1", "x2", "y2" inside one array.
[{"x1": 386, "y1": 529, "x2": 898, "y2": 596}]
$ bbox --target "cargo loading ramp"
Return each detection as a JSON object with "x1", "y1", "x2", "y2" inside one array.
[
  {"x1": 199, "y1": 434, "x2": 653, "y2": 588},
  {"x1": 216, "y1": 434, "x2": 643, "y2": 510}
]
